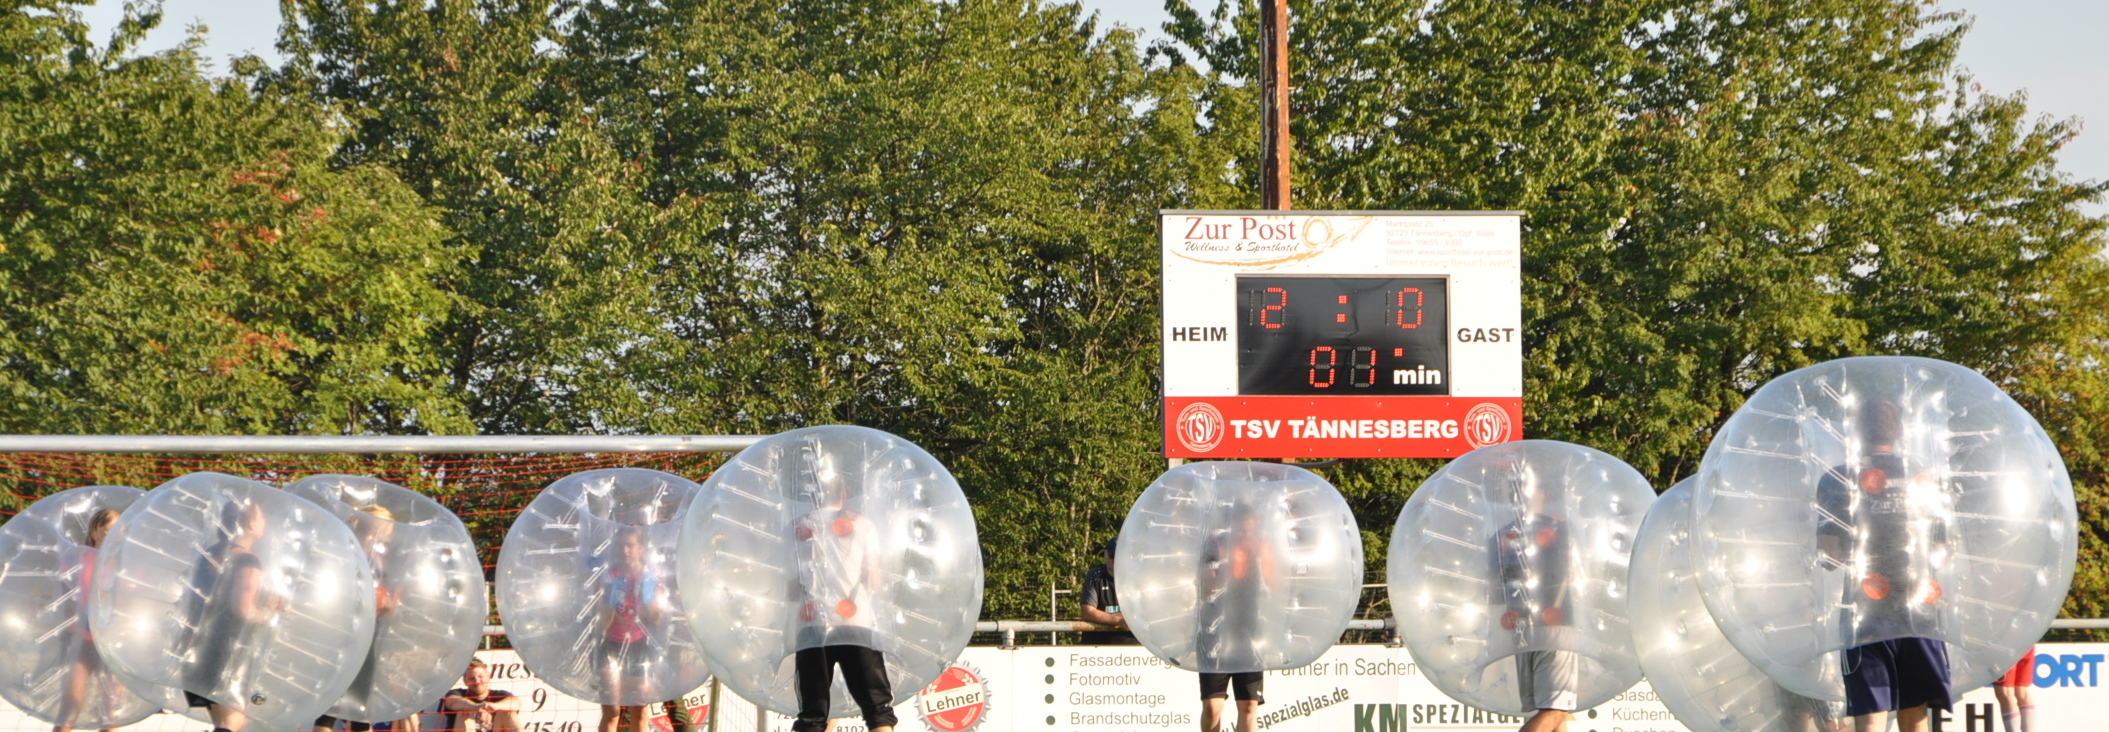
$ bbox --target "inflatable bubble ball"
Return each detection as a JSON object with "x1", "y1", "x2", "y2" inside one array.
[
  {"x1": 678, "y1": 425, "x2": 982, "y2": 718},
  {"x1": 1112, "y1": 461, "x2": 1362, "y2": 673},
  {"x1": 1691, "y1": 356, "x2": 2076, "y2": 700},
  {"x1": 0, "y1": 485, "x2": 164, "y2": 729},
  {"x1": 288, "y1": 474, "x2": 488, "y2": 723},
  {"x1": 88, "y1": 472, "x2": 375, "y2": 730},
  {"x1": 1389, "y1": 440, "x2": 1655, "y2": 715},
  {"x1": 495, "y1": 468, "x2": 712, "y2": 707},
  {"x1": 1633, "y1": 479, "x2": 1847, "y2": 732}
]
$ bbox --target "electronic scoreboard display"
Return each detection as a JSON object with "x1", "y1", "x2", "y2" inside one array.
[
  {"x1": 1235, "y1": 275, "x2": 1449, "y2": 395},
  {"x1": 1161, "y1": 211, "x2": 1521, "y2": 459}
]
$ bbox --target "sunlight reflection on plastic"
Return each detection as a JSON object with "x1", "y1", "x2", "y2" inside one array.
[
  {"x1": 1113, "y1": 462, "x2": 1362, "y2": 673},
  {"x1": 88, "y1": 472, "x2": 375, "y2": 730},
  {"x1": 1389, "y1": 440, "x2": 1654, "y2": 715},
  {"x1": 0, "y1": 485, "x2": 162, "y2": 729},
  {"x1": 1633, "y1": 479, "x2": 1846, "y2": 732},
  {"x1": 289, "y1": 475, "x2": 488, "y2": 723},
  {"x1": 678, "y1": 426, "x2": 982, "y2": 717},
  {"x1": 495, "y1": 469, "x2": 711, "y2": 706},
  {"x1": 1691, "y1": 356, "x2": 2076, "y2": 700}
]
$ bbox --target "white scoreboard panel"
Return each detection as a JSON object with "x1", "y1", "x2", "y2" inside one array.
[{"x1": 1161, "y1": 211, "x2": 1523, "y2": 459}]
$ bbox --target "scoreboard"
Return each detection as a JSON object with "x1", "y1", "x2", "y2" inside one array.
[{"x1": 1161, "y1": 211, "x2": 1522, "y2": 459}]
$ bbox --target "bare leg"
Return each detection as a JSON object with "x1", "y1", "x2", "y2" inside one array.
[
  {"x1": 1895, "y1": 706, "x2": 1929, "y2": 732},
  {"x1": 1235, "y1": 699, "x2": 1259, "y2": 732},
  {"x1": 395, "y1": 715, "x2": 421, "y2": 732},
  {"x1": 1519, "y1": 709, "x2": 1571, "y2": 732},
  {"x1": 598, "y1": 705, "x2": 622, "y2": 732},
  {"x1": 209, "y1": 703, "x2": 250, "y2": 732},
  {"x1": 489, "y1": 710, "x2": 522, "y2": 732},
  {"x1": 56, "y1": 659, "x2": 91, "y2": 732},
  {"x1": 1200, "y1": 698, "x2": 1226, "y2": 732},
  {"x1": 1853, "y1": 712, "x2": 1886, "y2": 732}
]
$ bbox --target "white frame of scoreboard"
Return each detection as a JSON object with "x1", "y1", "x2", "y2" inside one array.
[{"x1": 1159, "y1": 210, "x2": 1524, "y2": 398}]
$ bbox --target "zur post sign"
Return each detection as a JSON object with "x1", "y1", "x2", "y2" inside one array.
[{"x1": 1161, "y1": 210, "x2": 1523, "y2": 459}]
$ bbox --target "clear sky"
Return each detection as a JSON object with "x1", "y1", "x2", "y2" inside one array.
[{"x1": 80, "y1": 0, "x2": 2107, "y2": 214}]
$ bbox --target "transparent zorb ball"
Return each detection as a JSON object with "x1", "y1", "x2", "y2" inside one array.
[
  {"x1": 678, "y1": 426, "x2": 981, "y2": 717},
  {"x1": 89, "y1": 472, "x2": 375, "y2": 730},
  {"x1": 288, "y1": 475, "x2": 488, "y2": 722},
  {"x1": 1692, "y1": 356, "x2": 2075, "y2": 699},
  {"x1": 0, "y1": 485, "x2": 163, "y2": 729},
  {"x1": 1632, "y1": 479, "x2": 1847, "y2": 732},
  {"x1": 495, "y1": 469, "x2": 710, "y2": 706},
  {"x1": 1113, "y1": 462, "x2": 1362, "y2": 673},
  {"x1": 1389, "y1": 440, "x2": 1654, "y2": 715}
]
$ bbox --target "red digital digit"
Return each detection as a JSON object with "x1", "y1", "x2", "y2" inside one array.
[
  {"x1": 1394, "y1": 288, "x2": 1424, "y2": 329},
  {"x1": 1262, "y1": 287, "x2": 1287, "y2": 329},
  {"x1": 1352, "y1": 346, "x2": 1377, "y2": 387},
  {"x1": 1308, "y1": 346, "x2": 1337, "y2": 388}
]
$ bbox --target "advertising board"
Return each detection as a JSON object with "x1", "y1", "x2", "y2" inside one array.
[{"x1": 8, "y1": 645, "x2": 2100, "y2": 732}]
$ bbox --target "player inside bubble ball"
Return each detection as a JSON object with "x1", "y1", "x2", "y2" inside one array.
[
  {"x1": 1815, "y1": 399, "x2": 1954, "y2": 732},
  {"x1": 1491, "y1": 468, "x2": 1580, "y2": 732},
  {"x1": 52, "y1": 509, "x2": 119, "y2": 732},
  {"x1": 1195, "y1": 503, "x2": 1271, "y2": 732},
  {"x1": 789, "y1": 450, "x2": 895, "y2": 732},
  {"x1": 597, "y1": 528, "x2": 666, "y2": 732},
  {"x1": 313, "y1": 505, "x2": 412, "y2": 732},
  {"x1": 178, "y1": 500, "x2": 287, "y2": 732}
]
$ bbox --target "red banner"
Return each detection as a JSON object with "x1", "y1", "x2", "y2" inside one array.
[{"x1": 1163, "y1": 396, "x2": 1522, "y2": 459}]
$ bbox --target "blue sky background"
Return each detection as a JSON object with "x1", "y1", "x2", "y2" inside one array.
[{"x1": 78, "y1": 0, "x2": 2108, "y2": 215}]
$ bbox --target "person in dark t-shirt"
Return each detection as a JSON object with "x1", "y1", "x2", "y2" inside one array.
[
  {"x1": 1492, "y1": 479, "x2": 1580, "y2": 732},
  {"x1": 180, "y1": 501, "x2": 282, "y2": 732},
  {"x1": 1079, "y1": 538, "x2": 1134, "y2": 645},
  {"x1": 1815, "y1": 399, "x2": 1954, "y2": 732},
  {"x1": 438, "y1": 659, "x2": 520, "y2": 732}
]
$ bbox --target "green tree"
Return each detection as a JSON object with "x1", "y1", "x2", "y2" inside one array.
[
  {"x1": 276, "y1": 0, "x2": 717, "y2": 435},
  {"x1": 0, "y1": 0, "x2": 466, "y2": 437},
  {"x1": 1163, "y1": 0, "x2": 2108, "y2": 617},
  {"x1": 275, "y1": 0, "x2": 1244, "y2": 618}
]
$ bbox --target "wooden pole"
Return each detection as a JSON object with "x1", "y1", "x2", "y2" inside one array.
[
  {"x1": 1258, "y1": 0, "x2": 1293, "y2": 465},
  {"x1": 1260, "y1": 0, "x2": 1291, "y2": 211}
]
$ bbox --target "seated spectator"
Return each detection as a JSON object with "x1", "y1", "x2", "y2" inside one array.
[
  {"x1": 1079, "y1": 538, "x2": 1135, "y2": 645},
  {"x1": 438, "y1": 659, "x2": 521, "y2": 732}
]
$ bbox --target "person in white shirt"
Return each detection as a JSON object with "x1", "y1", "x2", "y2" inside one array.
[{"x1": 789, "y1": 455, "x2": 894, "y2": 732}]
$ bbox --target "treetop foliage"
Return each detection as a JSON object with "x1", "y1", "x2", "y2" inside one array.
[{"x1": 2, "y1": 0, "x2": 2103, "y2": 621}]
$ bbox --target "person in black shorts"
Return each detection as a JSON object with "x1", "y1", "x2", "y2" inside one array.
[
  {"x1": 179, "y1": 501, "x2": 283, "y2": 732},
  {"x1": 1816, "y1": 399, "x2": 1954, "y2": 732},
  {"x1": 790, "y1": 464, "x2": 894, "y2": 732},
  {"x1": 438, "y1": 659, "x2": 520, "y2": 732},
  {"x1": 1079, "y1": 538, "x2": 1134, "y2": 645},
  {"x1": 1196, "y1": 507, "x2": 1267, "y2": 732}
]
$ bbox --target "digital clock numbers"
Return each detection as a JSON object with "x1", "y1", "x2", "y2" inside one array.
[{"x1": 1236, "y1": 275, "x2": 1450, "y2": 395}]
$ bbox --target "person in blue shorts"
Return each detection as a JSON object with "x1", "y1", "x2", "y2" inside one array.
[{"x1": 1816, "y1": 399, "x2": 1954, "y2": 732}]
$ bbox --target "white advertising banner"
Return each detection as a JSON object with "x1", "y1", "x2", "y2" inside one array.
[{"x1": 4, "y1": 645, "x2": 2102, "y2": 732}]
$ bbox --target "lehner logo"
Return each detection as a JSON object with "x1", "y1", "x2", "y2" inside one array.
[
  {"x1": 1176, "y1": 402, "x2": 1225, "y2": 453},
  {"x1": 917, "y1": 664, "x2": 990, "y2": 732}
]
